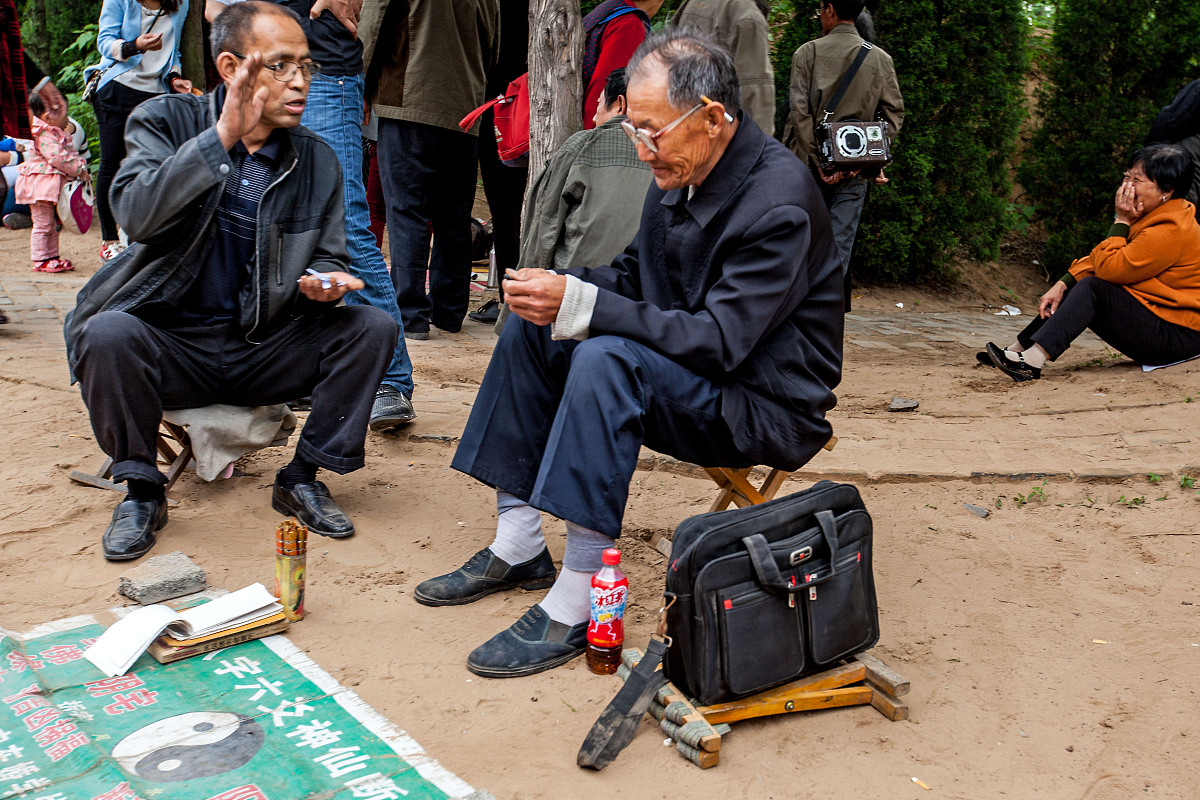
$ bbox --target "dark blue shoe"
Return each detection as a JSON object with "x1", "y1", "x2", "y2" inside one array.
[
  {"x1": 414, "y1": 547, "x2": 555, "y2": 607},
  {"x1": 466, "y1": 604, "x2": 587, "y2": 678}
]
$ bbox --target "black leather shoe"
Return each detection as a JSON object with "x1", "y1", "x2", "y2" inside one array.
[
  {"x1": 466, "y1": 604, "x2": 587, "y2": 678},
  {"x1": 369, "y1": 385, "x2": 416, "y2": 431},
  {"x1": 102, "y1": 497, "x2": 167, "y2": 561},
  {"x1": 413, "y1": 547, "x2": 556, "y2": 607},
  {"x1": 976, "y1": 350, "x2": 996, "y2": 368},
  {"x1": 271, "y1": 470, "x2": 355, "y2": 538},
  {"x1": 468, "y1": 299, "x2": 500, "y2": 324},
  {"x1": 986, "y1": 341, "x2": 1041, "y2": 382}
]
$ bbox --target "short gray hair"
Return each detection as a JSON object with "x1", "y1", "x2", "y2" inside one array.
[
  {"x1": 210, "y1": 1, "x2": 301, "y2": 62},
  {"x1": 626, "y1": 29, "x2": 741, "y2": 118}
]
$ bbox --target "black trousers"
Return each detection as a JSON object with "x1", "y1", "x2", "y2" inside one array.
[
  {"x1": 73, "y1": 307, "x2": 397, "y2": 485},
  {"x1": 93, "y1": 80, "x2": 159, "y2": 241},
  {"x1": 376, "y1": 118, "x2": 479, "y2": 334},
  {"x1": 1018, "y1": 276, "x2": 1200, "y2": 365}
]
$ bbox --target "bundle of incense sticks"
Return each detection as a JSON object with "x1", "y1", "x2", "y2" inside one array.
[{"x1": 274, "y1": 519, "x2": 308, "y2": 621}]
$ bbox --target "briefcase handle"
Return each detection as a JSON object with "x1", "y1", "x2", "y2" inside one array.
[{"x1": 742, "y1": 510, "x2": 839, "y2": 595}]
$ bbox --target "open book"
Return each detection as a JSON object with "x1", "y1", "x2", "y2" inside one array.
[{"x1": 85, "y1": 583, "x2": 283, "y2": 677}]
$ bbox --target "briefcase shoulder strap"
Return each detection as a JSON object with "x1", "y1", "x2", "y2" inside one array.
[{"x1": 821, "y1": 42, "x2": 873, "y2": 124}]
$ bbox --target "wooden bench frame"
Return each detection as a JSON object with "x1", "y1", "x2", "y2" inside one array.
[
  {"x1": 68, "y1": 420, "x2": 193, "y2": 499},
  {"x1": 704, "y1": 435, "x2": 838, "y2": 512}
]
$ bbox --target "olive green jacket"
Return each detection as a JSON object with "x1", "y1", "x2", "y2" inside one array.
[
  {"x1": 519, "y1": 117, "x2": 653, "y2": 271},
  {"x1": 671, "y1": 0, "x2": 775, "y2": 135},
  {"x1": 784, "y1": 23, "x2": 904, "y2": 171},
  {"x1": 360, "y1": 0, "x2": 500, "y2": 134}
]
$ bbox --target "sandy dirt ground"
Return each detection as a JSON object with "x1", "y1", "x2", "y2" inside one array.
[{"x1": 1, "y1": 223, "x2": 1199, "y2": 800}]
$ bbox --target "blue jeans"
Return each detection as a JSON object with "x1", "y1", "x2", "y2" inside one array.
[
  {"x1": 302, "y1": 73, "x2": 413, "y2": 396},
  {"x1": 377, "y1": 118, "x2": 479, "y2": 334},
  {"x1": 451, "y1": 319, "x2": 751, "y2": 537}
]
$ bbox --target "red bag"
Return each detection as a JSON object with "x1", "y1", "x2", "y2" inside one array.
[{"x1": 459, "y1": 73, "x2": 530, "y2": 167}]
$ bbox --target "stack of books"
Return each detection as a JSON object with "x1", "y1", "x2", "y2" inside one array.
[{"x1": 85, "y1": 584, "x2": 289, "y2": 674}]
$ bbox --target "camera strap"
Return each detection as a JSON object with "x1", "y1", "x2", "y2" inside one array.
[{"x1": 820, "y1": 42, "x2": 873, "y2": 124}]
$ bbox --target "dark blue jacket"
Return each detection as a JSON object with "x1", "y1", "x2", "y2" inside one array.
[{"x1": 565, "y1": 115, "x2": 843, "y2": 470}]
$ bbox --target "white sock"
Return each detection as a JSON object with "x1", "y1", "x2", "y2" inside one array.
[
  {"x1": 539, "y1": 567, "x2": 593, "y2": 626},
  {"x1": 1004, "y1": 343, "x2": 1047, "y2": 369},
  {"x1": 1006, "y1": 341, "x2": 1025, "y2": 353},
  {"x1": 487, "y1": 491, "x2": 545, "y2": 566},
  {"x1": 539, "y1": 522, "x2": 614, "y2": 626}
]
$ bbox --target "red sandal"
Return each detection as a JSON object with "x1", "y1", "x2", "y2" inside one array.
[{"x1": 33, "y1": 258, "x2": 74, "y2": 273}]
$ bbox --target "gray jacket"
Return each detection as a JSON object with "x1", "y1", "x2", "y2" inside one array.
[
  {"x1": 64, "y1": 89, "x2": 349, "y2": 373},
  {"x1": 671, "y1": 0, "x2": 776, "y2": 135}
]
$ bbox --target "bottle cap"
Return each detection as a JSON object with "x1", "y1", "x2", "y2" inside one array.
[{"x1": 602, "y1": 548, "x2": 621, "y2": 565}]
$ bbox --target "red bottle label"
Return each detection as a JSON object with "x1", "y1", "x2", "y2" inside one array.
[{"x1": 588, "y1": 579, "x2": 628, "y2": 648}]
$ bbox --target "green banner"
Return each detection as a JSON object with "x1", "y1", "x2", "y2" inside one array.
[{"x1": 0, "y1": 614, "x2": 479, "y2": 800}]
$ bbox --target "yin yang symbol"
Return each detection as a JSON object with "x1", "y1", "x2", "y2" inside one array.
[{"x1": 110, "y1": 711, "x2": 265, "y2": 782}]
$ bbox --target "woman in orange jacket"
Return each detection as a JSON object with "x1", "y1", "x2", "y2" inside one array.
[{"x1": 983, "y1": 143, "x2": 1200, "y2": 381}]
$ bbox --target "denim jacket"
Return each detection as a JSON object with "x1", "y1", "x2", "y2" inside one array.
[{"x1": 94, "y1": 0, "x2": 189, "y2": 90}]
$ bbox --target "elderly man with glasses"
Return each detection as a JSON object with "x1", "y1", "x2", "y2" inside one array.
[
  {"x1": 65, "y1": 1, "x2": 398, "y2": 561},
  {"x1": 414, "y1": 29, "x2": 844, "y2": 679}
]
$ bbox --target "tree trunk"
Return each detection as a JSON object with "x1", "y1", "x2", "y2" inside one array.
[
  {"x1": 179, "y1": 0, "x2": 205, "y2": 88},
  {"x1": 524, "y1": 0, "x2": 582, "y2": 206}
]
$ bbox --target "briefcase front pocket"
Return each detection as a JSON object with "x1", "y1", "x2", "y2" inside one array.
[
  {"x1": 715, "y1": 581, "x2": 806, "y2": 697},
  {"x1": 805, "y1": 551, "x2": 876, "y2": 665}
]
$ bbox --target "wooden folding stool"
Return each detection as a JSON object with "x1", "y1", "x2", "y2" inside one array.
[
  {"x1": 69, "y1": 420, "x2": 193, "y2": 499},
  {"x1": 704, "y1": 434, "x2": 838, "y2": 513}
]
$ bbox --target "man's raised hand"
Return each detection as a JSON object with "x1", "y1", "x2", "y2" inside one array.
[{"x1": 216, "y1": 52, "x2": 269, "y2": 150}]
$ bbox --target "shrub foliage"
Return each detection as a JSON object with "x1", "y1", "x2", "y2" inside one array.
[
  {"x1": 775, "y1": 1, "x2": 1027, "y2": 282},
  {"x1": 1020, "y1": 0, "x2": 1200, "y2": 273}
]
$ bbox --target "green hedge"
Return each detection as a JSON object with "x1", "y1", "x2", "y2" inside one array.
[
  {"x1": 1019, "y1": 0, "x2": 1200, "y2": 274},
  {"x1": 777, "y1": 1, "x2": 1025, "y2": 283}
]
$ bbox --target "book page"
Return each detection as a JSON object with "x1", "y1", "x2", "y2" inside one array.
[
  {"x1": 168, "y1": 583, "x2": 281, "y2": 638},
  {"x1": 83, "y1": 604, "x2": 185, "y2": 677},
  {"x1": 84, "y1": 583, "x2": 281, "y2": 677}
]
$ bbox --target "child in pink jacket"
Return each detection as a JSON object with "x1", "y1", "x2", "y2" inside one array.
[{"x1": 16, "y1": 92, "x2": 87, "y2": 273}]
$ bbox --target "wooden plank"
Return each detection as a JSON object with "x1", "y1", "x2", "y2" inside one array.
[
  {"x1": 855, "y1": 652, "x2": 911, "y2": 697},
  {"x1": 823, "y1": 434, "x2": 838, "y2": 452},
  {"x1": 700, "y1": 686, "x2": 872, "y2": 725},
  {"x1": 869, "y1": 687, "x2": 909, "y2": 721},
  {"x1": 69, "y1": 468, "x2": 122, "y2": 493},
  {"x1": 676, "y1": 740, "x2": 719, "y2": 769},
  {"x1": 758, "y1": 468, "x2": 790, "y2": 502},
  {"x1": 695, "y1": 662, "x2": 866, "y2": 721}
]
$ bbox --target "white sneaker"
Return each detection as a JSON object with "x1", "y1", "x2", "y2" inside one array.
[{"x1": 99, "y1": 241, "x2": 126, "y2": 261}]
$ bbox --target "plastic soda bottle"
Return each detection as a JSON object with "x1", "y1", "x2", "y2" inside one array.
[{"x1": 586, "y1": 548, "x2": 628, "y2": 675}]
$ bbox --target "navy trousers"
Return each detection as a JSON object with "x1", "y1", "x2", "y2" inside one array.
[{"x1": 451, "y1": 317, "x2": 751, "y2": 538}]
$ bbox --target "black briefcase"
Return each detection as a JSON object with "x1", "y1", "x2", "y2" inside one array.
[{"x1": 662, "y1": 481, "x2": 878, "y2": 706}]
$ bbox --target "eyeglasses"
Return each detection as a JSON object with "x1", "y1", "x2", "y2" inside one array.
[
  {"x1": 620, "y1": 95, "x2": 734, "y2": 154},
  {"x1": 229, "y1": 52, "x2": 323, "y2": 82}
]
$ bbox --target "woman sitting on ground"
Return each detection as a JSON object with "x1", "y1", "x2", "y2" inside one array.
[{"x1": 983, "y1": 143, "x2": 1200, "y2": 381}]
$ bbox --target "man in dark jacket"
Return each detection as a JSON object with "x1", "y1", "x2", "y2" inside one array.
[
  {"x1": 64, "y1": 1, "x2": 397, "y2": 561},
  {"x1": 414, "y1": 30, "x2": 843, "y2": 678}
]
